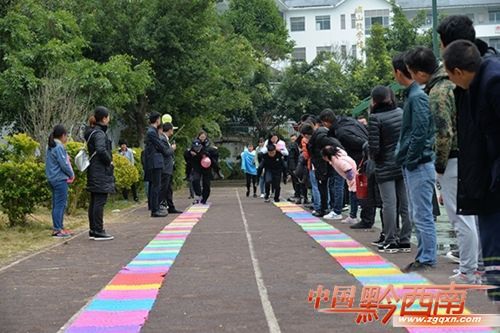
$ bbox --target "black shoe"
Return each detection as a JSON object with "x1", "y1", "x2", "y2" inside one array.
[
  {"x1": 274, "y1": 198, "x2": 280, "y2": 203},
  {"x1": 168, "y1": 209, "x2": 183, "y2": 214},
  {"x1": 200, "y1": 200, "x2": 207, "y2": 205},
  {"x1": 253, "y1": 193, "x2": 257, "y2": 198},
  {"x1": 246, "y1": 190, "x2": 250, "y2": 197},
  {"x1": 371, "y1": 234, "x2": 385, "y2": 247},
  {"x1": 89, "y1": 230, "x2": 96, "y2": 240},
  {"x1": 398, "y1": 243, "x2": 411, "y2": 253},
  {"x1": 350, "y1": 221, "x2": 372, "y2": 229},
  {"x1": 93, "y1": 230, "x2": 114, "y2": 241},
  {"x1": 402, "y1": 261, "x2": 434, "y2": 273},
  {"x1": 378, "y1": 243, "x2": 400, "y2": 254},
  {"x1": 312, "y1": 211, "x2": 326, "y2": 217},
  {"x1": 264, "y1": 197, "x2": 270, "y2": 203},
  {"x1": 151, "y1": 210, "x2": 168, "y2": 217},
  {"x1": 303, "y1": 199, "x2": 310, "y2": 205}
]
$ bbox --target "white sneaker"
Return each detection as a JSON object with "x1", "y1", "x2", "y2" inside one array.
[
  {"x1": 341, "y1": 216, "x2": 358, "y2": 224},
  {"x1": 260, "y1": 194, "x2": 265, "y2": 198},
  {"x1": 449, "y1": 271, "x2": 478, "y2": 284},
  {"x1": 446, "y1": 250, "x2": 460, "y2": 264},
  {"x1": 323, "y1": 211, "x2": 342, "y2": 220}
]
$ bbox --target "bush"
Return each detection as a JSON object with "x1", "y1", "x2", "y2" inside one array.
[
  {"x1": 0, "y1": 134, "x2": 49, "y2": 226},
  {"x1": 218, "y1": 146, "x2": 231, "y2": 160},
  {"x1": 113, "y1": 153, "x2": 140, "y2": 190}
]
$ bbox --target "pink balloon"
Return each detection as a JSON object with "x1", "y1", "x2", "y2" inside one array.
[{"x1": 201, "y1": 156, "x2": 212, "y2": 168}]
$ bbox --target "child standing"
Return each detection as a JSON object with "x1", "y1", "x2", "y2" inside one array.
[
  {"x1": 241, "y1": 144, "x2": 258, "y2": 197},
  {"x1": 257, "y1": 144, "x2": 286, "y2": 203},
  {"x1": 45, "y1": 125, "x2": 74, "y2": 238}
]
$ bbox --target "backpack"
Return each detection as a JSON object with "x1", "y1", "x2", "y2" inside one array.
[
  {"x1": 74, "y1": 130, "x2": 99, "y2": 172},
  {"x1": 336, "y1": 117, "x2": 368, "y2": 152}
]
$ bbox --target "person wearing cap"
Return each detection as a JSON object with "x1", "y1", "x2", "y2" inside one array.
[
  {"x1": 159, "y1": 122, "x2": 182, "y2": 214},
  {"x1": 184, "y1": 139, "x2": 215, "y2": 204},
  {"x1": 144, "y1": 112, "x2": 170, "y2": 217}
]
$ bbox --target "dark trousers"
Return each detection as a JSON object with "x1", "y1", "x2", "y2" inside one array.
[
  {"x1": 148, "y1": 168, "x2": 162, "y2": 213},
  {"x1": 122, "y1": 183, "x2": 138, "y2": 201},
  {"x1": 88, "y1": 192, "x2": 108, "y2": 233},
  {"x1": 478, "y1": 211, "x2": 500, "y2": 301},
  {"x1": 246, "y1": 173, "x2": 257, "y2": 194},
  {"x1": 290, "y1": 171, "x2": 300, "y2": 197},
  {"x1": 160, "y1": 173, "x2": 175, "y2": 210},
  {"x1": 192, "y1": 171, "x2": 211, "y2": 203},
  {"x1": 318, "y1": 176, "x2": 330, "y2": 213},
  {"x1": 265, "y1": 171, "x2": 281, "y2": 201}
]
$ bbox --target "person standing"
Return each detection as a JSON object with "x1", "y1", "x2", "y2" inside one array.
[
  {"x1": 368, "y1": 86, "x2": 411, "y2": 253},
  {"x1": 241, "y1": 144, "x2": 258, "y2": 197},
  {"x1": 85, "y1": 106, "x2": 115, "y2": 240},
  {"x1": 392, "y1": 53, "x2": 437, "y2": 272},
  {"x1": 288, "y1": 134, "x2": 301, "y2": 201},
  {"x1": 160, "y1": 122, "x2": 182, "y2": 214},
  {"x1": 46, "y1": 125, "x2": 74, "y2": 238},
  {"x1": 405, "y1": 46, "x2": 480, "y2": 283},
  {"x1": 118, "y1": 140, "x2": 139, "y2": 202},
  {"x1": 144, "y1": 112, "x2": 169, "y2": 217},
  {"x1": 184, "y1": 140, "x2": 215, "y2": 204},
  {"x1": 443, "y1": 40, "x2": 500, "y2": 301},
  {"x1": 255, "y1": 138, "x2": 266, "y2": 198}
]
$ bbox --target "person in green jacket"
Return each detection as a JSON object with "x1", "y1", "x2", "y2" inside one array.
[{"x1": 392, "y1": 52, "x2": 437, "y2": 273}]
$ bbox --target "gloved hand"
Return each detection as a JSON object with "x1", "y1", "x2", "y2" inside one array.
[{"x1": 345, "y1": 169, "x2": 355, "y2": 181}]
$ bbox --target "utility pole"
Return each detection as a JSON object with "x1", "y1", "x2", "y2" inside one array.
[{"x1": 432, "y1": 0, "x2": 439, "y2": 57}]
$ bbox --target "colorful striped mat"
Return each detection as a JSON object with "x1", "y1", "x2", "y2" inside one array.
[
  {"x1": 64, "y1": 204, "x2": 210, "y2": 333},
  {"x1": 274, "y1": 202, "x2": 494, "y2": 333}
]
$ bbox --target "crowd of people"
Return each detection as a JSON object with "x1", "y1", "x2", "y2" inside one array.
[
  {"x1": 241, "y1": 16, "x2": 500, "y2": 302},
  {"x1": 43, "y1": 14, "x2": 498, "y2": 301}
]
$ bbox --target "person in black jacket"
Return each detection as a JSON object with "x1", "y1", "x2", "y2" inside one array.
[
  {"x1": 144, "y1": 112, "x2": 170, "y2": 217},
  {"x1": 287, "y1": 134, "x2": 301, "y2": 201},
  {"x1": 444, "y1": 40, "x2": 500, "y2": 300},
  {"x1": 184, "y1": 140, "x2": 215, "y2": 204},
  {"x1": 85, "y1": 106, "x2": 115, "y2": 241},
  {"x1": 320, "y1": 109, "x2": 374, "y2": 225},
  {"x1": 301, "y1": 122, "x2": 342, "y2": 217},
  {"x1": 159, "y1": 123, "x2": 182, "y2": 214},
  {"x1": 368, "y1": 86, "x2": 411, "y2": 253},
  {"x1": 257, "y1": 144, "x2": 286, "y2": 203}
]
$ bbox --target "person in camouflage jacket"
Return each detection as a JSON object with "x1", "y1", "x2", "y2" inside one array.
[{"x1": 405, "y1": 47, "x2": 480, "y2": 284}]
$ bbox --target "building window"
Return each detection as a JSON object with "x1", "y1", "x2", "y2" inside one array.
[
  {"x1": 316, "y1": 15, "x2": 331, "y2": 30},
  {"x1": 292, "y1": 47, "x2": 306, "y2": 61},
  {"x1": 490, "y1": 38, "x2": 500, "y2": 50},
  {"x1": 341, "y1": 45, "x2": 347, "y2": 58},
  {"x1": 351, "y1": 14, "x2": 356, "y2": 29},
  {"x1": 290, "y1": 17, "x2": 305, "y2": 31},
  {"x1": 364, "y1": 9, "x2": 390, "y2": 35},
  {"x1": 351, "y1": 45, "x2": 357, "y2": 58},
  {"x1": 340, "y1": 14, "x2": 346, "y2": 30},
  {"x1": 317, "y1": 46, "x2": 332, "y2": 55},
  {"x1": 490, "y1": 10, "x2": 500, "y2": 23}
]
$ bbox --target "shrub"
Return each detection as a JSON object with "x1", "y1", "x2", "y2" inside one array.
[
  {"x1": 0, "y1": 134, "x2": 49, "y2": 226},
  {"x1": 113, "y1": 153, "x2": 139, "y2": 191}
]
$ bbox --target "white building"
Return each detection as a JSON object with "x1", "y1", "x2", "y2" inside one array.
[{"x1": 277, "y1": 0, "x2": 500, "y2": 63}]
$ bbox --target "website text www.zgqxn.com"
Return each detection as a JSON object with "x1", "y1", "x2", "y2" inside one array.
[{"x1": 393, "y1": 315, "x2": 500, "y2": 327}]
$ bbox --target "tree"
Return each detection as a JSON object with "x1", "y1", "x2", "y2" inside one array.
[{"x1": 225, "y1": 0, "x2": 293, "y2": 61}]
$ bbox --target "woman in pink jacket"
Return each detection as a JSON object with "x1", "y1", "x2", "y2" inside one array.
[{"x1": 321, "y1": 145, "x2": 357, "y2": 193}]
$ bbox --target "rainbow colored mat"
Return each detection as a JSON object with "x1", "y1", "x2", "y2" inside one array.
[
  {"x1": 274, "y1": 202, "x2": 493, "y2": 333},
  {"x1": 64, "y1": 204, "x2": 210, "y2": 333}
]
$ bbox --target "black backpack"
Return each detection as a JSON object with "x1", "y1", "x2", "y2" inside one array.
[{"x1": 336, "y1": 117, "x2": 368, "y2": 152}]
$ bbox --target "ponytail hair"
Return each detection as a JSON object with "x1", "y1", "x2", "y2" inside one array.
[
  {"x1": 321, "y1": 145, "x2": 338, "y2": 160},
  {"x1": 48, "y1": 124, "x2": 67, "y2": 148},
  {"x1": 89, "y1": 116, "x2": 97, "y2": 128}
]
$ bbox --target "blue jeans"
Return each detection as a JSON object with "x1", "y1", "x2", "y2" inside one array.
[
  {"x1": 259, "y1": 175, "x2": 265, "y2": 195},
  {"x1": 329, "y1": 171, "x2": 344, "y2": 215},
  {"x1": 309, "y1": 170, "x2": 321, "y2": 211},
  {"x1": 478, "y1": 211, "x2": 500, "y2": 301},
  {"x1": 50, "y1": 180, "x2": 68, "y2": 231},
  {"x1": 402, "y1": 162, "x2": 437, "y2": 265}
]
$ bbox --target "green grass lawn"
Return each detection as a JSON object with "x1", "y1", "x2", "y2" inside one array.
[{"x1": 0, "y1": 197, "x2": 142, "y2": 266}]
